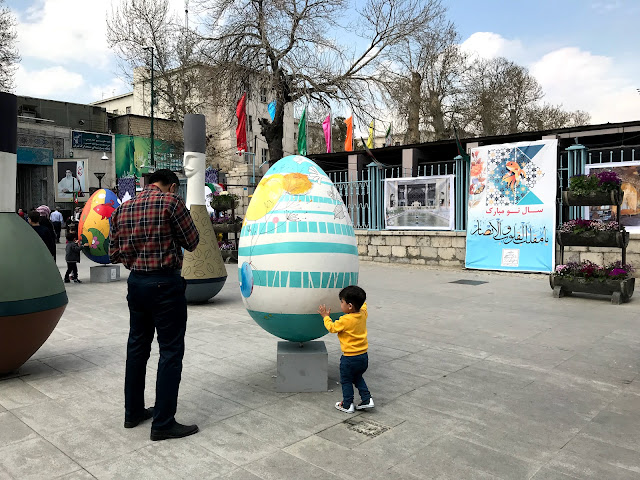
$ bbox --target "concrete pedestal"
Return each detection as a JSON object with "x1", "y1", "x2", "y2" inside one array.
[
  {"x1": 90, "y1": 265, "x2": 121, "y2": 283},
  {"x1": 276, "y1": 341, "x2": 328, "y2": 392}
]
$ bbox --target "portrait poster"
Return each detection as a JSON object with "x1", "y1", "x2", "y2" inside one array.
[
  {"x1": 384, "y1": 175, "x2": 454, "y2": 230},
  {"x1": 465, "y1": 139, "x2": 558, "y2": 272},
  {"x1": 585, "y1": 161, "x2": 640, "y2": 233},
  {"x1": 54, "y1": 159, "x2": 87, "y2": 203}
]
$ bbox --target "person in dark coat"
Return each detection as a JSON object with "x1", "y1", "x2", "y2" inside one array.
[
  {"x1": 28, "y1": 210, "x2": 56, "y2": 259},
  {"x1": 64, "y1": 232, "x2": 87, "y2": 283}
]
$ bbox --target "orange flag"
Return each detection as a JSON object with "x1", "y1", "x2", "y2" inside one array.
[{"x1": 344, "y1": 116, "x2": 353, "y2": 152}]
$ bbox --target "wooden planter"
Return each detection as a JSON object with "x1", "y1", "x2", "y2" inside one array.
[
  {"x1": 557, "y1": 230, "x2": 629, "y2": 248},
  {"x1": 562, "y1": 189, "x2": 623, "y2": 206},
  {"x1": 213, "y1": 223, "x2": 242, "y2": 234},
  {"x1": 549, "y1": 274, "x2": 635, "y2": 304}
]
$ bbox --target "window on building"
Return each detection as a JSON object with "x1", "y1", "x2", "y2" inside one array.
[
  {"x1": 261, "y1": 148, "x2": 268, "y2": 164},
  {"x1": 260, "y1": 87, "x2": 267, "y2": 103},
  {"x1": 248, "y1": 115, "x2": 253, "y2": 132},
  {"x1": 113, "y1": 109, "x2": 119, "y2": 115},
  {"x1": 126, "y1": 106, "x2": 131, "y2": 114},
  {"x1": 294, "y1": 132, "x2": 297, "y2": 140}
]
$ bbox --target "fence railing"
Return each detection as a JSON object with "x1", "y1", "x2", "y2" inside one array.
[{"x1": 326, "y1": 145, "x2": 636, "y2": 231}]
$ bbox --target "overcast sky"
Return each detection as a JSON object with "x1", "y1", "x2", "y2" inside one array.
[{"x1": 5, "y1": 0, "x2": 640, "y2": 126}]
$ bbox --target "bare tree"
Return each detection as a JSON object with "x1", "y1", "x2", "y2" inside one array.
[
  {"x1": 107, "y1": 0, "x2": 211, "y2": 128},
  {"x1": 381, "y1": 11, "x2": 466, "y2": 143},
  {"x1": 195, "y1": 0, "x2": 443, "y2": 162},
  {"x1": 523, "y1": 104, "x2": 591, "y2": 131},
  {"x1": 0, "y1": 0, "x2": 19, "y2": 93}
]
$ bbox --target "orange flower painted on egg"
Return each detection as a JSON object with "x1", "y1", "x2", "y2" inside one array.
[{"x1": 283, "y1": 173, "x2": 312, "y2": 194}]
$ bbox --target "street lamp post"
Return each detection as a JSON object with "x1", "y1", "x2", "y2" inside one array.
[
  {"x1": 143, "y1": 46, "x2": 155, "y2": 168},
  {"x1": 94, "y1": 152, "x2": 109, "y2": 189}
]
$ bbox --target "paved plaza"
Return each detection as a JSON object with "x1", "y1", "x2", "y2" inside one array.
[{"x1": 2, "y1": 243, "x2": 640, "y2": 479}]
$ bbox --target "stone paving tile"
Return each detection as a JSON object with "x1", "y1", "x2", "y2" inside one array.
[
  {"x1": 0, "y1": 411, "x2": 38, "y2": 447},
  {"x1": 0, "y1": 437, "x2": 81, "y2": 480},
  {"x1": 6, "y1": 258, "x2": 640, "y2": 479},
  {"x1": 190, "y1": 422, "x2": 278, "y2": 467},
  {"x1": 0, "y1": 378, "x2": 52, "y2": 410},
  {"x1": 56, "y1": 469, "x2": 97, "y2": 479},
  {"x1": 244, "y1": 450, "x2": 341, "y2": 480}
]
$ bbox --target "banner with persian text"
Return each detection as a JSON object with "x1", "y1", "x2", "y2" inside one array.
[{"x1": 465, "y1": 139, "x2": 558, "y2": 272}]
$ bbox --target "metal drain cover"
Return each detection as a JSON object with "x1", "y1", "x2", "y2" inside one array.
[
  {"x1": 449, "y1": 279, "x2": 488, "y2": 286},
  {"x1": 344, "y1": 418, "x2": 390, "y2": 437}
]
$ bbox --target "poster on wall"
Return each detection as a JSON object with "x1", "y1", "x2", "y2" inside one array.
[
  {"x1": 384, "y1": 175, "x2": 454, "y2": 230},
  {"x1": 465, "y1": 139, "x2": 558, "y2": 272},
  {"x1": 114, "y1": 134, "x2": 179, "y2": 178},
  {"x1": 585, "y1": 161, "x2": 640, "y2": 233},
  {"x1": 54, "y1": 159, "x2": 87, "y2": 203}
]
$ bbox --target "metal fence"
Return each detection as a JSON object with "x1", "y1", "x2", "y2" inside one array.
[{"x1": 327, "y1": 145, "x2": 637, "y2": 231}]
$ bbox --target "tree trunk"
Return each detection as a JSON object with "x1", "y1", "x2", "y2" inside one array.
[
  {"x1": 406, "y1": 71, "x2": 422, "y2": 144},
  {"x1": 428, "y1": 92, "x2": 447, "y2": 140}
]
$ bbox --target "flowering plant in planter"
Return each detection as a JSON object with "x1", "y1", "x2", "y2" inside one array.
[
  {"x1": 218, "y1": 240, "x2": 235, "y2": 250},
  {"x1": 210, "y1": 191, "x2": 239, "y2": 211},
  {"x1": 569, "y1": 171, "x2": 622, "y2": 195},
  {"x1": 555, "y1": 260, "x2": 634, "y2": 281},
  {"x1": 558, "y1": 219, "x2": 622, "y2": 234},
  {"x1": 210, "y1": 214, "x2": 242, "y2": 225}
]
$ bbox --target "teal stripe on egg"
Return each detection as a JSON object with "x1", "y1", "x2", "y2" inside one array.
[
  {"x1": 238, "y1": 242, "x2": 357, "y2": 256},
  {"x1": 245, "y1": 269, "x2": 358, "y2": 289},
  {"x1": 246, "y1": 310, "x2": 338, "y2": 342}
]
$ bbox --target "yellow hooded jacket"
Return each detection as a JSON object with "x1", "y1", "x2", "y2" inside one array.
[{"x1": 323, "y1": 303, "x2": 368, "y2": 356}]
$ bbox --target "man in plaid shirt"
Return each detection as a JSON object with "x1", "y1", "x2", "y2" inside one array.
[{"x1": 110, "y1": 169, "x2": 200, "y2": 441}]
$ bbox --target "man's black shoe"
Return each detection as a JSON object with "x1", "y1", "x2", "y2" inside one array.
[
  {"x1": 124, "y1": 407, "x2": 154, "y2": 429},
  {"x1": 150, "y1": 422, "x2": 199, "y2": 441}
]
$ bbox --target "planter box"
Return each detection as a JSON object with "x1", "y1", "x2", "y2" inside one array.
[
  {"x1": 213, "y1": 223, "x2": 242, "y2": 234},
  {"x1": 210, "y1": 197, "x2": 236, "y2": 211},
  {"x1": 562, "y1": 189, "x2": 623, "y2": 206},
  {"x1": 557, "y1": 230, "x2": 629, "y2": 248},
  {"x1": 549, "y1": 274, "x2": 634, "y2": 304}
]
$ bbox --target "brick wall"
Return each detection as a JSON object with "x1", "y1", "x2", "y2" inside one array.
[{"x1": 355, "y1": 230, "x2": 640, "y2": 274}]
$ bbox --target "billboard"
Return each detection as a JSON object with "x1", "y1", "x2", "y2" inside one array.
[
  {"x1": 465, "y1": 140, "x2": 558, "y2": 272},
  {"x1": 384, "y1": 175, "x2": 454, "y2": 230},
  {"x1": 114, "y1": 134, "x2": 180, "y2": 178},
  {"x1": 54, "y1": 159, "x2": 87, "y2": 203},
  {"x1": 72, "y1": 131, "x2": 113, "y2": 152}
]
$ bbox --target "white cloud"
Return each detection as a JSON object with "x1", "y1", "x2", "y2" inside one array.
[
  {"x1": 460, "y1": 32, "x2": 640, "y2": 125},
  {"x1": 460, "y1": 32, "x2": 524, "y2": 62},
  {"x1": 531, "y1": 47, "x2": 640, "y2": 123},
  {"x1": 15, "y1": 0, "x2": 115, "y2": 68},
  {"x1": 88, "y1": 76, "x2": 130, "y2": 102},
  {"x1": 15, "y1": 65, "x2": 84, "y2": 98}
]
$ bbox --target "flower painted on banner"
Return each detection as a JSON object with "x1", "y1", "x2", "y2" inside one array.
[{"x1": 91, "y1": 237, "x2": 100, "y2": 249}]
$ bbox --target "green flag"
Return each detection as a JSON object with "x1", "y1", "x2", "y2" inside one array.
[{"x1": 297, "y1": 107, "x2": 307, "y2": 156}]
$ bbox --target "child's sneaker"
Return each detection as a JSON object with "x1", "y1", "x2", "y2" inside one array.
[
  {"x1": 356, "y1": 398, "x2": 375, "y2": 410},
  {"x1": 73, "y1": 279, "x2": 82, "y2": 284},
  {"x1": 335, "y1": 401, "x2": 355, "y2": 413}
]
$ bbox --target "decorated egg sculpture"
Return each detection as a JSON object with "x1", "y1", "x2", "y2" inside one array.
[
  {"x1": 78, "y1": 189, "x2": 121, "y2": 264},
  {"x1": 238, "y1": 155, "x2": 360, "y2": 342}
]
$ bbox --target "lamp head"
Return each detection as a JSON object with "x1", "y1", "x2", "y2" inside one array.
[{"x1": 101, "y1": 152, "x2": 108, "y2": 161}]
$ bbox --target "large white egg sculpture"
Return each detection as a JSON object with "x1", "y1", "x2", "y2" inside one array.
[{"x1": 238, "y1": 155, "x2": 360, "y2": 342}]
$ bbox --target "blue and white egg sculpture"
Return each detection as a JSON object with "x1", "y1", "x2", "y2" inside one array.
[{"x1": 238, "y1": 155, "x2": 359, "y2": 342}]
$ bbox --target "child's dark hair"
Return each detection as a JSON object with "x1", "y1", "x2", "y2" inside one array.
[
  {"x1": 66, "y1": 231, "x2": 77, "y2": 242},
  {"x1": 339, "y1": 285, "x2": 366, "y2": 311}
]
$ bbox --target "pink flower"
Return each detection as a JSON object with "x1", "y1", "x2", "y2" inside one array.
[{"x1": 91, "y1": 237, "x2": 100, "y2": 249}]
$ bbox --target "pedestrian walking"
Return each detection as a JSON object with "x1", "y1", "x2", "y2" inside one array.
[
  {"x1": 28, "y1": 210, "x2": 56, "y2": 259},
  {"x1": 109, "y1": 169, "x2": 200, "y2": 441},
  {"x1": 50, "y1": 207, "x2": 63, "y2": 243}
]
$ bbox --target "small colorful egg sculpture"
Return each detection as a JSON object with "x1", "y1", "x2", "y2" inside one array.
[
  {"x1": 78, "y1": 189, "x2": 121, "y2": 264},
  {"x1": 238, "y1": 155, "x2": 360, "y2": 342}
]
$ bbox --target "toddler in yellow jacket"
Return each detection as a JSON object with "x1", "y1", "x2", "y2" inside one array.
[{"x1": 318, "y1": 285, "x2": 374, "y2": 413}]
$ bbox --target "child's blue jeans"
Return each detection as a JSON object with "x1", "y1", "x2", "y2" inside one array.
[{"x1": 340, "y1": 352, "x2": 370, "y2": 408}]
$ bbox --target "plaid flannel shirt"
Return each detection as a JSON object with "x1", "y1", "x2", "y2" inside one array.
[{"x1": 109, "y1": 185, "x2": 199, "y2": 271}]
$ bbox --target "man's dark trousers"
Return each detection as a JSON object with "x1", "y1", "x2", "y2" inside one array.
[
  {"x1": 125, "y1": 270, "x2": 187, "y2": 430},
  {"x1": 52, "y1": 221, "x2": 62, "y2": 242}
]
